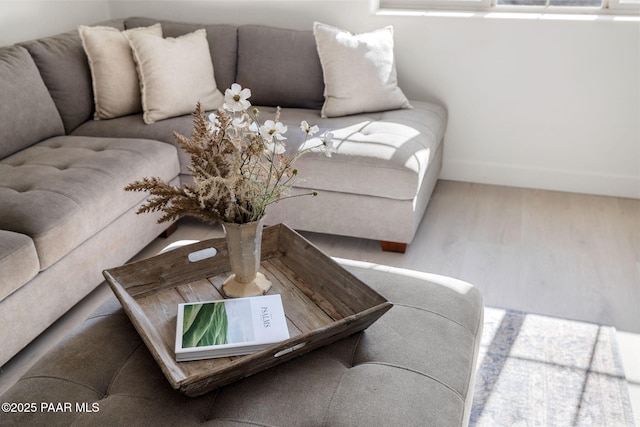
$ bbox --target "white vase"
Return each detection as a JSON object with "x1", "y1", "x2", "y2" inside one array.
[{"x1": 221, "y1": 217, "x2": 272, "y2": 298}]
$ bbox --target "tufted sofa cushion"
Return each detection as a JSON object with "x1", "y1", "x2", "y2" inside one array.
[
  {"x1": 0, "y1": 45, "x2": 65, "y2": 159},
  {"x1": 0, "y1": 260, "x2": 483, "y2": 426},
  {"x1": 72, "y1": 113, "x2": 203, "y2": 176},
  {"x1": 263, "y1": 100, "x2": 447, "y2": 201},
  {"x1": 0, "y1": 231, "x2": 39, "y2": 302},
  {"x1": 0, "y1": 136, "x2": 179, "y2": 270},
  {"x1": 73, "y1": 100, "x2": 446, "y2": 201}
]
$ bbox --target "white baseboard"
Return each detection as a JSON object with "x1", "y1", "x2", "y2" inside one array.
[{"x1": 441, "y1": 159, "x2": 640, "y2": 199}]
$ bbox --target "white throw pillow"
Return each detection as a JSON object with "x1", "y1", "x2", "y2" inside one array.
[
  {"x1": 127, "y1": 29, "x2": 224, "y2": 124},
  {"x1": 79, "y1": 24, "x2": 162, "y2": 120},
  {"x1": 313, "y1": 22, "x2": 411, "y2": 118}
]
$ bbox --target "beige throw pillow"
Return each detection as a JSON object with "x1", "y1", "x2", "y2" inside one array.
[
  {"x1": 79, "y1": 24, "x2": 162, "y2": 120},
  {"x1": 127, "y1": 29, "x2": 224, "y2": 124},
  {"x1": 313, "y1": 22, "x2": 411, "y2": 118}
]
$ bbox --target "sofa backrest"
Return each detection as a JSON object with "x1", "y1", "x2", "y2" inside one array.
[
  {"x1": 236, "y1": 25, "x2": 324, "y2": 110},
  {"x1": 0, "y1": 45, "x2": 65, "y2": 159},
  {"x1": 124, "y1": 18, "x2": 325, "y2": 110},
  {"x1": 19, "y1": 30, "x2": 98, "y2": 134},
  {"x1": 124, "y1": 17, "x2": 238, "y2": 95},
  {"x1": 3, "y1": 18, "x2": 325, "y2": 154}
]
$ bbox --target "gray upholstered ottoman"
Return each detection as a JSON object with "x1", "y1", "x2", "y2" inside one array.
[{"x1": 0, "y1": 259, "x2": 483, "y2": 426}]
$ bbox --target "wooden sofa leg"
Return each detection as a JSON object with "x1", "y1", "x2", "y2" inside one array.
[
  {"x1": 380, "y1": 241, "x2": 407, "y2": 253},
  {"x1": 160, "y1": 222, "x2": 178, "y2": 238}
]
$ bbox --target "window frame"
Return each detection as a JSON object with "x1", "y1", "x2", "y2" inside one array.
[
  {"x1": 608, "y1": 0, "x2": 640, "y2": 11},
  {"x1": 380, "y1": 0, "x2": 492, "y2": 12},
  {"x1": 376, "y1": 0, "x2": 640, "y2": 15}
]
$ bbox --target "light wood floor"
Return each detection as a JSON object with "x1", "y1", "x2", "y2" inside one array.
[
  {"x1": 299, "y1": 180, "x2": 640, "y2": 334},
  {"x1": 2, "y1": 180, "x2": 639, "y2": 418}
]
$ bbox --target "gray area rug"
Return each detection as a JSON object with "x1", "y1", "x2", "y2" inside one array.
[{"x1": 471, "y1": 307, "x2": 636, "y2": 426}]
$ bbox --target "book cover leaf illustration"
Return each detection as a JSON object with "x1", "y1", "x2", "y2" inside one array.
[{"x1": 182, "y1": 302, "x2": 231, "y2": 348}]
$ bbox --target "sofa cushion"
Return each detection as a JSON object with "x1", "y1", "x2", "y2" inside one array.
[
  {"x1": 124, "y1": 17, "x2": 238, "y2": 93},
  {"x1": 127, "y1": 28, "x2": 225, "y2": 124},
  {"x1": 313, "y1": 22, "x2": 411, "y2": 118},
  {"x1": 79, "y1": 24, "x2": 163, "y2": 120},
  {"x1": 0, "y1": 136, "x2": 180, "y2": 270},
  {"x1": 236, "y1": 25, "x2": 324, "y2": 109},
  {"x1": 20, "y1": 30, "x2": 98, "y2": 133},
  {"x1": 0, "y1": 230, "x2": 39, "y2": 303},
  {"x1": 255, "y1": 101, "x2": 446, "y2": 201},
  {"x1": 0, "y1": 46, "x2": 65, "y2": 159},
  {"x1": 71, "y1": 113, "x2": 196, "y2": 176},
  {"x1": 72, "y1": 100, "x2": 446, "y2": 195}
]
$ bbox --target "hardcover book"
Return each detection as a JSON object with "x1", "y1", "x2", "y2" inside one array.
[{"x1": 175, "y1": 294, "x2": 290, "y2": 362}]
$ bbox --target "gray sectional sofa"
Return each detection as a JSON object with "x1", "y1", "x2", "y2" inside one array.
[{"x1": 0, "y1": 17, "x2": 447, "y2": 366}]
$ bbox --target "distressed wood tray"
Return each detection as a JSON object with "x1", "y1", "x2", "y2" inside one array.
[{"x1": 103, "y1": 224, "x2": 392, "y2": 397}]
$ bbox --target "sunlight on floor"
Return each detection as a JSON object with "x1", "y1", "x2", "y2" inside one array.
[{"x1": 473, "y1": 308, "x2": 635, "y2": 426}]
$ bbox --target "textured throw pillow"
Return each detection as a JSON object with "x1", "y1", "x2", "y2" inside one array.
[
  {"x1": 125, "y1": 17, "x2": 239, "y2": 93},
  {"x1": 79, "y1": 24, "x2": 162, "y2": 120},
  {"x1": 127, "y1": 29, "x2": 224, "y2": 124},
  {"x1": 313, "y1": 22, "x2": 411, "y2": 118}
]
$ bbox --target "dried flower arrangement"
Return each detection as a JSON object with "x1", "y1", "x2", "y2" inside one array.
[{"x1": 125, "y1": 84, "x2": 335, "y2": 225}]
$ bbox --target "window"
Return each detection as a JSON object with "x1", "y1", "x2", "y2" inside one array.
[
  {"x1": 378, "y1": 0, "x2": 640, "y2": 14},
  {"x1": 379, "y1": 0, "x2": 491, "y2": 10},
  {"x1": 498, "y1": 0, "x2": 601, "y2": 6}
]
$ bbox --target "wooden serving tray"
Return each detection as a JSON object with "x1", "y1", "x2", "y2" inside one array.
[{"x1": 103, "y1": 224, "x2": 392, "y2": 397}]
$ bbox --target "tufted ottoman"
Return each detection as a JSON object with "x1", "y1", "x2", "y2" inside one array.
[{"x1": 0, "y1": 259, "x2": 483, "y2": 427}]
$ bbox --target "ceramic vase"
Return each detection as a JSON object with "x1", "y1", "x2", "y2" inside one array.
[{"x1": 221, "y1": 217, "x2": 272, "y2": 298}]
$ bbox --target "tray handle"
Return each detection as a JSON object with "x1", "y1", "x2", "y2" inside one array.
[
  {"x1": 273, "y1": 341, "x2": 308, "y2": 358},
  {"x1": 186, "y1": 247, "x2": 218, "y2": 262}
]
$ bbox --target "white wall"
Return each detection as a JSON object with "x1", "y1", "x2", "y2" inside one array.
[
  {"x1": 0, "y1": 1, "x2": 111, "y2": 45},
  {"x1": 2, "y1": 0, "x2": 638, "y2": 198}
]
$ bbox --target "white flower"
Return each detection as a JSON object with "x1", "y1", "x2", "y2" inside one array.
[
  {"x1": 264, "y1": 140, "x2": 286, "y2": 155},
  {"x1": 232, "y1": 116, "x2": 247, "y2": 128},
  {"x1": 224, "y1": 83, "x2": 251, "y2": 112},
  {"x1": 208, "y1": 113, "x2": 222, "y2": 131},
  {"x1": 300, "y1": 121, "x2": 319, "y2": 136},
  {"x1": 320, "y1": 132, "x2": 337, "y2": 157},
  {"x1": 260, "y1": 120, "x2": 288, "y2": 142}
]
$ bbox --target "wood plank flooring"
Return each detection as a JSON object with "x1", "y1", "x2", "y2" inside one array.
[{"x1": 303, "y1": 180, "x2": 640, "y2": 334}]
